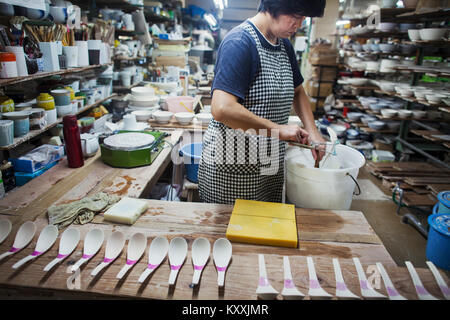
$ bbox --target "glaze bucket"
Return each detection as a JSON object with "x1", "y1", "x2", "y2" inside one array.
[
  {"x1": 426, "y1": 213, "x2": 450, "y2": 270},
  {"x1": 179, "y1": 143, "x2": 202, "y2": 183}
]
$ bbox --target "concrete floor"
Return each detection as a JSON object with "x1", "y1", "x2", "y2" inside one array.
[{"x1": 350, "y1": 167, "x2": 429, "y2": 268}]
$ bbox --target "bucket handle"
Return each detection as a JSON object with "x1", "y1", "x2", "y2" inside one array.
[{"x1": 346, "y1": 172, "x2": 361, "y2": 196}]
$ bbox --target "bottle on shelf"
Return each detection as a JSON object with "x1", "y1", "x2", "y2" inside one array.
[{"x1": 62, "y1": 115, "x2": 84, "y2": 168}]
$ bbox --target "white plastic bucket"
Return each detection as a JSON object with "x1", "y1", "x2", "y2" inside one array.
[{"x1": 286, "y1": 144, "x2": 365, "y2": 210}]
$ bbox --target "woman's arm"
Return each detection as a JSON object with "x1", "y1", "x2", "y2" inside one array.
[
  {"x1": 293, "y1": 85, "x2": 326, "y2": 160},
  {"x1": 212, "y1": 89, "x2": 310, "y2": 144}
]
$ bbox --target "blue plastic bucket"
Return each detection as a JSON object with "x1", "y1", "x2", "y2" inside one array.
[
  {"x1": 426, "y1": 213, "x2": 450, "y2": 270},
  {"x1": 179, "y1": 143, "x2": 202, "y2": 183},
  {"x1": 433, "y1": 191, "x2": 450, "y2": 215}
]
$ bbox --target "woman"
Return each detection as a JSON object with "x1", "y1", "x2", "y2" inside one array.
[{"x1": 198, "y1": 0, "x2": 327, "y2": 205}]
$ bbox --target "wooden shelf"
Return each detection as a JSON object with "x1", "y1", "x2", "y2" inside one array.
[
  {"x1": 376, "y1": 115, "x2": 450, "y2": 123},
  {"x1": 113, "y1": 83, "x2": 140, "y2": 91},
  {"x1": 403, "y1": 40, "x2": 450, "y2": 48},
  {"x1": 346, "y1": 8, "x2": 415, "y2": 22},
  {"x1": 349, "y1": 31, "x2": 409, "y2": 39},
  {"x1": 115, "y1": 29, "x2": 144, "y2": 37},
  {"x1": 0, "y1": 94, "x2": 117, "y2": 151},
  {"x1": 395, "y1": 8, "x2": 450, "y2": 23},
  {"x1": 0, "y1": 64, "x2": 112, "y2": 87},
  {"x1": 393, "y1": 65, "x2": 450, "y2": 77},
  {"x1": 113, "y1": 56, "x2": 146, "y2": 61},
  {"x1": 79, "y1": 0, "x2": 143, "y2": 12},
  {"x1": 375, "y1": 89, "x2": 449, "y2": 108}
]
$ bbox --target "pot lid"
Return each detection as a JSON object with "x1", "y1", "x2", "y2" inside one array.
[
  {"x1": 437, "y1": 191, "x2": 450, "y2": 209},
  {"x1": 429, "y1": 213, "x2": 450, "y2": 237},
  {"x1": 103, "y1": 132, "x2": 155, "y2": 151}
]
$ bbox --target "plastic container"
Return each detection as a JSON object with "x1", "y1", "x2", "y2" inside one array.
[
  {"x1": 0, "y1": 52, "x2": 18, "y2": 78},
  {"x1": 371, "y1": 150, "x2": 395, "y2": 162},
  {"x1": 179, "y1": 142, "x2": 202, "y2": 183},
  {"x1": 433, "y1": 191, "x2": 450, "y2": 215},
  {"x1": 6, "y1": 46, "x2": 28, "y2": 76},
  {"x1": 166, "y1": 96, "x2": 195, "y2": 113},
  {"x1": 14, "y1": 161, "x2": 58, "y2": 186},
  {"x1": 426, "y1": 213, "x2": 450, "y2": 270},
  {"x1": 286, "y1": 144, "x2": 366, "y2": 210},
  {"x1": 0, "y1": 120, "x2": 13, "y2": 146},
  {"x1": 63, "y1": 115, "x2": 84, "y2": 168}
]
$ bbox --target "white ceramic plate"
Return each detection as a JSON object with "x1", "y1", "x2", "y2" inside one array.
[{"x1": 103, "y1": 132, "x2": 155, "y2": 150}]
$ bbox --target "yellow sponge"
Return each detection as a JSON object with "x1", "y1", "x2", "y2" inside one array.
[{"x1": 226, "y1": 199, "x2": 298, "y2": 248}]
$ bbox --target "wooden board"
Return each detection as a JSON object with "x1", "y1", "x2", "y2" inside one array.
[
  {"x1": 405, "y1": 177, "x2": 450, "y2": 187},
  {"x1": 396, "y1": 192, "x2": 436, "y2": 207},
  {"x1": 426, "y1": 184, "x2": 450, "y2": 196},
  {"x1": 0, "y1": 131, "x2": 184, "y2": 216},
  {"x1": 2, "y1": 201, "x2": 443, "y2": 301},
  {"x1": 149, "y1": 117, "x2": 208, "y2": 130}
]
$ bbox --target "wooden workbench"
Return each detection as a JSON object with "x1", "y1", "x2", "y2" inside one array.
[{"x1": 0, "y1": 200, "x2": 447, "y2": 300}]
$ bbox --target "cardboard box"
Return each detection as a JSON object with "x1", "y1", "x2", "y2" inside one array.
[
  {"x1": 310, "y1": 65, "x2": 337, "y2": 82},
  {"x1": 308, "y1": 44, "x2": 337, "y2": 66},
  {"x1": 305, "y1": 80, "x2": 333, "y2": 98}
]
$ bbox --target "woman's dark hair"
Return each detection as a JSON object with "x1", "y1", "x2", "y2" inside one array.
[{"x1": 258, "y1": 0, "x2": 326, "y2": 18}]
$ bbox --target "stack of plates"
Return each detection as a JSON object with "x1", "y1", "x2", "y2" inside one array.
[
  {"x1": 103, "y1": 132, "x2": 156, "y2": 151},
  {"x1": 127, "y1": 86, "x2": 160, "y2": 108}
]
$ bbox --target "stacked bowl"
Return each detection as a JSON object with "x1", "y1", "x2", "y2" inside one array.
[{"x1": 128, "y1": 86, "x2": 159, "y2": 110}]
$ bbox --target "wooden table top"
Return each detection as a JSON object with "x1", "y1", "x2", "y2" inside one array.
[{"x1": 0, "y1": 200, "x2": 447, "y2": 300}]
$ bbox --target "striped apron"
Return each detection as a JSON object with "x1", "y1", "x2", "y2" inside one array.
[{"x1": 198, "y1": 22, "x2": 295, "y2": 204}]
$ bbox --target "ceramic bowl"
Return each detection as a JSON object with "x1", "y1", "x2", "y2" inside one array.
[
  {"x1": 128, "y1": 96, "x2": 159, "y2": 107},
  {"x1": 371, "y1": 43, "x2": 380, "y2": 52},
  {"x1": 399, "y1": 88, "x2": 414, "y2": 98},
  {"x1": 379, "y1": 43, "x2": 397, "y2": 53},
  {"x1": 196, "y1": 112, "x2": 213, "y2": 125},
  {"x1": 347, "y1": 112, "x2": 363, "y2": 121},
  {"x1": 131, "y1": 86, "x2": 155, "y2": 98},
  {"x1": 378, "y1": 23, "x2": 397, "y2": 32},
  {"x1": 400, "y1": 44, "x2": 416, "y2": 55},
  {"x1": 385, "y1": 121, "x2": 401, "y2": 130},
  {"x1": 379, "y1": 82, "x2": 395, "y2": 92},
  {"x1": 49, "y1": 5, "x2": 67, "y2": 24},
  {"x1": 408, "y1": 29, "x2": 421, "y2": 41},
  {"x1": 412, "y1": 110, "x2": 427, "y2": 119},
  {"x1": 152, "y1": 110, "x2": 173, "y2": 124},
  {"x1": 131, "y1": 110, "x2": 153, "y2": 122},
  {"x1": 368, "y1": 121, "x2": 386, "y2": 130},
  {"x1": 426, "y1": 94, "x2": 446, "y2": 104},
  {"x1": 174, "y1": 112, "x2": 195, "y2": 125},
  {"x1": 381, "y1": 109, "x2": 397, "y2": 118},
  {"x1": 3, "y1": 111, "x2": 30, "y2": 120},
  {"x1": 348, "y1": 78, "x2": 368, "y2": 86},
  {"x1": 399, "y1": 23, "x2": 417, "y2": 32},
  {"x1": 389, "y1": 102, "x2": 404, "y2": 110},
  {"x1": 414, "y1": 90, "x2": 432, "y2": 100},
  {"x1": 362, "y1": 43, "x2": 372, "y2": 52},
  {"x1": 0, "y1": 3, "x2": 14, "y2": 16},
  {"x1": 419, "y1": 28, "x2": 447, "y2": 41},
  {"x1": 398, "y1": 110, "x2": 413, "y2": 119},
  {"x1": 56, "y1": 104, "x2": 72, "y2": 117},
  {"x1": 361, "y1": 116, "x2": 378, "y2": 124},
  {"x1": 148, "y1": 82, "x2": 178, "y2": 92},
  {"x1": 352, "y1": 43, "x2": 362, "y2": 52},
  {"x1": 365, "y1": 61, "x2": 380, "y2": 72}
]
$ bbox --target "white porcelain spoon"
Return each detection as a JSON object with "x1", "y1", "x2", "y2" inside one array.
[
  {"x1": 376, "y1": 262, "x2": 407, "y2": 300},
  {"x1": 71, "y1": 228, "x2": 104, "y2": 273},
  {"x1": 138, "y1": 236, "x2": 169, "y2": 283},
  {"x1": 44, "y1": 228, "x2": 80, "y2": 272},
  {"x1": 256, "y1": 254, "x2": 279, "y2": 300},
  {"x1": 405, "y1": 261, "x2": 438, "y2": 300},
  {"x1": 333, "y1": 258, "x2": 360, "y2": 299},
  {"x1": 213, "y1": 238, "x2": 232, "y2": 287},
  {"x1": 91, "y1": 231, "x2": 125, "y2": 276},
  {"x1": 0, "y1": 218, "x2": 12, "y2": 244},
  {"x1": 307, "y1": 256, "x2": 332, "y2": 299},
  {"x1": 426, "y1": 261, "x2": 450, "y2": 300},
  {"x1": 191, "y1": 237, "x2": 211, "y2": 286},
  {"x1": 116, "y1": 232, "x2": 147, "y2": 279},
  {"x1": 12, "y1": 225, "x2": 58, "y2": 269},
  {"x1": 168, "y1": 237, "x2": 188, "y2": 285},
  {"x1": 0, "y1": 221, "x2": 36, "y2": 262},
  {"x1": 281, "y1": 256, "x2": 304, "y2": 299},
  {"x1": 353, "y1": 257, "x2": 386, "y2": 299}
]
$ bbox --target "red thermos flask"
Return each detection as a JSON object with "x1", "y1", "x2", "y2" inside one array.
[{"x1": 63, "y1": 115, "x2": 84, "y2": 168}]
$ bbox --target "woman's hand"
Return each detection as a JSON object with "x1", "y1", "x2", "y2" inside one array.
[
  {"x1": 275, "y1": 125, "x2": 309, "y2": 145},
  {"x1": 309, "y1": 132, "x2": 327, "y2": 162}
]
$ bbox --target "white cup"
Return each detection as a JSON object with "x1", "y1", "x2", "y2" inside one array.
[
  {"x1": 123, "y1": 114, "x2": 137, "y2": 130},
  {"x1": 120, "y1": 71, "x2": 131, "y2": 86},
  {"x1": 6, "y1": 46, "x2": 28, "y2": 76},
  {"x1": 55, "y1": 41, "x2": 63, "y2": 55},
  {"x1": 75, "y1": 41, "x2": 89, "y2": 67},
  {"x1": 38, "y1": 42, "x2": 60, "y2": 72},
  {"x1": 62, "y1": 46, "x2": 78, "y2": 68},
  {"x1": 88, "y1": 40, "x2": 101, "y2": 50},
  {"x1": 45, "y1": 108, "x2": 57, "y2": 124}
]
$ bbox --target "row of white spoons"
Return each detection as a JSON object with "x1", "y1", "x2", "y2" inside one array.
[
  {"x1": 0, "y1": 219, "x2": 233, "y2": 286},
  {"x1": 257, "y1": 254, "x2": 449, "y2": 300}
]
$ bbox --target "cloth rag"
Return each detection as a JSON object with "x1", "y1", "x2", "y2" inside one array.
[{"x1": 47, "y1": 192, "x2": 121, "y2": 229}]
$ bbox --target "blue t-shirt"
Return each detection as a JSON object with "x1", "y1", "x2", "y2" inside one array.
[{"x1": 212, "y1": 20, "x2": 303, "y2": 103}]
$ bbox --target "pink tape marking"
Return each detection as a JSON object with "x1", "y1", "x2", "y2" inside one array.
[
  {"x1": 416, "y1": 285, "x2": 428, "y2": 295},
  {"x1": 31, "y1": 251, "x2": 42, "y2": 257},
  {"x1": 9, "y1": 247, "x2": 20, "y2": 253},
  {"x1": 387, "y1": 287, "x2": 400, "y2": 297},
  {"x1": 82, "y1": 254, "x2": 93, "y2": 259},
  {"x1": 171, "y1": 264, "x2": 181, "y2": 270},
  {"x1": 148, "y1": 263, "x2": 159, "y2": 270},
  {"x1": 194, "y1": 264, "x2": 204, "y2": 270},
  {"x1": 103, "y1": 258, "x2": 114, "y2": 263},
  {"x1": 259, "y1": 277, "x2": 269, "y2": 286},
  {"x1": 336, "y1": 281, "x2": 347, "y2": 291},
  {"x1": 440, "y1": 286, "x2": 450, "y2": 296},
  {"x1": 360, "y1": 280, "x2": 369, "y2": 290},
  {"x1": 57, "y1": 254, "x2": 68, "y2": 259},
  {"x1": 309, "y1": 279, "x2": 320, "y2": 289},
  {"x1": 284, "y1": 279, "x2": 295, "y2": 289},
  {"x1": 216, "y1": 266, "x2": 227, "y2": 272},
  {"x1": 126, "y1": 259, "x2": 137, "y2": 265}
]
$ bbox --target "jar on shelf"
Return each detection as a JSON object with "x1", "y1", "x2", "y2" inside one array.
[{"x1": 0, "y1": 52, "x2": 18, "y2": 78}]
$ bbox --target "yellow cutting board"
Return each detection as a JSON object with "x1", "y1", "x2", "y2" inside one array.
[{"x1": 226, "y1": 199, "x2": 298, "y2": 248}]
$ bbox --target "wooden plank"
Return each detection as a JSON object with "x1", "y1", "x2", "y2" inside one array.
[
  {"x1": 148, "y1": 117, "x2": 208, "y2": 130},
  {"x1": 0, "y1": 201, "x2": 410, "y2": 300},
  {"x1": 405, "y1": 177, "x2": 450, "y2": 187},
  {"x1": 396, "y1": 192, "x2": 436, "y2": 207},
  {"x1": 426, "y1": 184, "x2": 450, "y2": 196}
]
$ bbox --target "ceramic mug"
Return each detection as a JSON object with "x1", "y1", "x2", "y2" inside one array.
[
  {"x1": 80, "y1": 133, "x2": 99, "y2": 157},
  {"x1": 50, "y1": 89, "x2": 71, "y2": 106}
]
